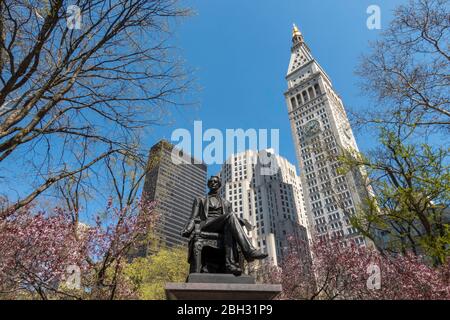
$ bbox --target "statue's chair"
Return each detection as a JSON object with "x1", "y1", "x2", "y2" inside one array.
[{"x1": 187, "y1": 218, "x2": 242, "y2": 274}]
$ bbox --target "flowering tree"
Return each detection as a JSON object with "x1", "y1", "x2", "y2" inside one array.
[
  {"x1": 259, "y1": 235, "x2": 316, "y2": 299},
  {"x1": 0, "y1": 198, "x2": 157, "y2": 300},
  {"x1": 266, "y1": 238, "x2": 450, "y2": 300},
  {"x1": 0, "y1": 204, "x2": 88, "y2": 299},
  {"x1": 86, "y1": 198, "x2": 158, "y2": 299}
]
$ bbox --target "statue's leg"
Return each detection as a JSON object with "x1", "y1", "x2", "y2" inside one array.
[
  {"x1": 223, "y1": 224, "x2": 242, "y2": 275},
  {"x1": 202, "y1": 215, "x2": 226, "y2": 232},
  {"x1": 203, "y1": 215, "x2": 243, "y2": 275},
  {"x1": 203, "y1": 214, "x2": 253, "y2": 253},
  {"x1": 222, "y1": 213, "x2": 256, "y2": 255},
  {"x1": 203, "y1": 214, "x2": 266, "y2": 263}
]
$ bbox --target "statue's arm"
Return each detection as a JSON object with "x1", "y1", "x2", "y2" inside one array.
[{"x1": 181, "y1": 197, "x2": 201, "y2": 237}]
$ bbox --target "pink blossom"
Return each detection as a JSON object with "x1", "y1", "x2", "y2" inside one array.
[{"x1": 264, "y1": 237, "x2": 450, "y2": 300}]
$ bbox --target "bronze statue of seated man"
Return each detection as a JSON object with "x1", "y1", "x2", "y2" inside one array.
[{"x1": 181, "y1": 176, "x2": 268, "y2": 275}]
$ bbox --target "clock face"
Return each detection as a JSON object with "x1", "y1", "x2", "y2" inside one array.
[{"x1": 303, "y1": 119, "x2": 321, "y2": 137}]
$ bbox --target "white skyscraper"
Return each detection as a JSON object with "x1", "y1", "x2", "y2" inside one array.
[
  {"x1": 284, "y1": 24, "x2": 369, "y2": 245},
  {"x1": 219, "y1": 149, "x2": 310, "y2": 266}
]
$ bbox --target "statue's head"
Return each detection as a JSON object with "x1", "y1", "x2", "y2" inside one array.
[{"x1": 207, "y1": 176, "x2": 221, "y2": 192}]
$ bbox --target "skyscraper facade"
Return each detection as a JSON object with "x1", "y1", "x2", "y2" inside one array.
[
  {"x1": 219, "y1": 149, "x2": 310, "y2": 266},
  {"x1": 142, "y1": 140, "x2": 207, "y2": 249},
  {"x1": 284, "y1": 25, "x2": 369, "y2": 245}
]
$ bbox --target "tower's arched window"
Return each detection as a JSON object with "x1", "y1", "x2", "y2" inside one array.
[
  {"x1": 290, "y1": 97, "x2": 297, "y2": 109},
  {"x1": 308, "y1": 87, "x2": 315, "y2": 99},
  {"x1": 314, "y1": 83, "x2": 321, "y2": 96},
  {"x1": 302, "y1": 90, "x2": 309, "y2": 102}
]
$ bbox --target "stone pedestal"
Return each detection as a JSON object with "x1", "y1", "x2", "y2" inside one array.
[{"x1": 165, "y1": 273, "x2": 282, "y2": 300}]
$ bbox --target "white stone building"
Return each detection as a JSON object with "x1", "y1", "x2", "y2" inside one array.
[
  {"x1": 219, "y1": 149, "x2": 310, "y2": 266},
  {"x1": 284, "y1": 24, "x2": 370, "y2": 245}
]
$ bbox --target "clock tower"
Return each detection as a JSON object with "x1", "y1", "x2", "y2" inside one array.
[{"x1": 284, "y1": 24, "x2": 369, "y2": 245}]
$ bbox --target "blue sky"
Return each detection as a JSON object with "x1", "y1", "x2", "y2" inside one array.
[
  {"x1": 2, "y1": 1, "x2": 411, "y2": 211},
  {"x1": 147, "y1": 0, "x2": 409, "y2": 176}
]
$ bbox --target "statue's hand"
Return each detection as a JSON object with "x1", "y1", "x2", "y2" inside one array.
[
  {"x1": 241, "y1": 218, "x2": 254, "y2": 231},
  {"x1": 181, "y1": 228, "x2": 192, "y2": 238}
]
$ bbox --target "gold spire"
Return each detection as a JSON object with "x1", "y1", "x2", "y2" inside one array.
[{"x1": 292, "y1": 23, "x2": 302, "y2": 37}]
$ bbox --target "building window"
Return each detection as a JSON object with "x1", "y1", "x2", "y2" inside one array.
[
  {"x1": 308, "y1": 87, "x2": 315, "y2": 99},
  {"x1": 290, "y1": 97, "x2": 297, "y2": 109},
  {"x1": 302, "y1": 90, "x2": 309, "y2": 102}
]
